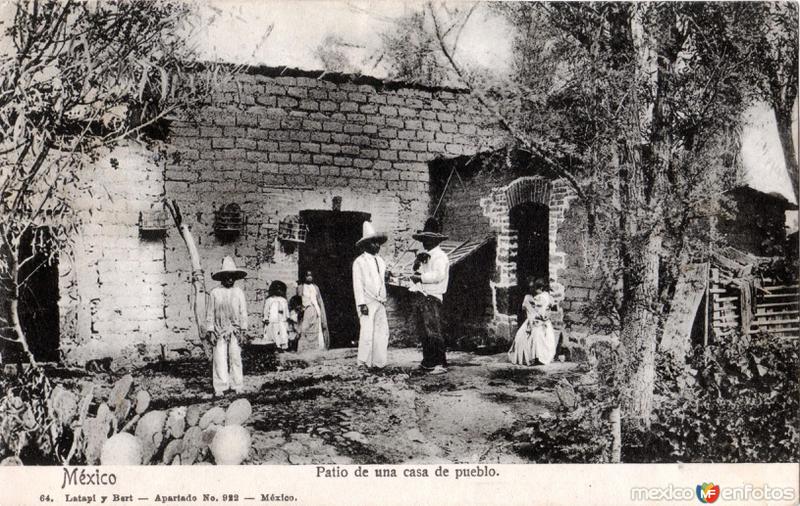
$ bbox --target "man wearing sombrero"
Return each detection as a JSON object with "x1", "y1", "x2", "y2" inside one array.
[
  {"x1": 206, "y1": 256, "x2": 248, "y2": 396},
  {"x1": 352, "y1": 221, "x2": 390, "y2": 370},
  {"x1": 409, "y1": 218, "x2": 450, "y2": 375}
]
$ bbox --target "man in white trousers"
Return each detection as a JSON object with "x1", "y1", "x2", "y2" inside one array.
[
  {"x1": 206, "y1": 256, "x2": 248, "y2": 396},
  {"x1": 352, "y1": 221, "x2": 390, "y2": 370}
]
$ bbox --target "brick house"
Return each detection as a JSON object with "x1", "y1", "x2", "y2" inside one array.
[
  {"x1": 9, "y1": 66, "x2": 789, "y2": 365},
  {"x1": 4, "y1": 66, "x2": 595, "y2": 365}
]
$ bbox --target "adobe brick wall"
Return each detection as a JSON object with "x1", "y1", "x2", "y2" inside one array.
[
  {"x1": 435, "y1": 168, "x2": 500, "y2": 242},
  {"x1": 162, "y1": 70, "x2": 505, "y2": 348},
  {"x1": 433, "y1": 163, "x2": 599, "y2": 345},
  {"x1": 40, "y1": 70, "x2": 792, "y2": 366},
  {"x1": 55, "y1": 68, "x2": 507, "y2": 364}
]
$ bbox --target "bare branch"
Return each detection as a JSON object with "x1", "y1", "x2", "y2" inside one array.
[
  {"x1": 16, "y1": 248, "x2": 39, "y2": 273},
  {"x1": 0, "y1": 333, "x2": 22, "y2": 343},
  {"x1": 8, "y1": 143, "x2": 52, "y2": 219},
  {"x1": 451, "y1": 3, "x2": 478, "y2": 55},
  {"x1": 17, "y1": 256, "x2": 49, "y2": 290},
  {"x1": 427, "y1": 2, "x2": 588, "y2": 202}
]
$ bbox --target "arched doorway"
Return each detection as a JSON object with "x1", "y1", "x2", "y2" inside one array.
[{"x1": 510, "y1": 202, "x2": 549, "y2": 321}]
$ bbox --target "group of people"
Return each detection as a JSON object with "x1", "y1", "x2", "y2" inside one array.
[
  {"x1": 254, "y1": 270, "x2": 330, "y2": 353},
  {"x1": 351, "y1": 217, "x2": 451, "y2": 375},
  {"x1": 203, "y1": 260, "x2": 331, "y2": 396},
  {"x1": 203, "y1": 213, "x2": 565, "y2": 396},
  {"x1": 204, "y1": 216, "x2": 453, "y2": 396}
]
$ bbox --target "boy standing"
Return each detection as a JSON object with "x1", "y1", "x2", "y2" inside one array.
[
  {"x1": 409, "y1": 218, "x2": 450, "y2": 375},
  {"x1": 352, "y1": 221, "x2": 390, "y2": 370},
  {"x1": 206, "y1": 256, "x2": 248, "y2": 396}
]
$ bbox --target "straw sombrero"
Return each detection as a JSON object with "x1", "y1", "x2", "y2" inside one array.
[
  {"x1": 211, "y1": 256, "x2": 247, "y2": 281},
  {"x1": 355, "y1": 221, "x2": 388, "y2": 249},
  {"x1": 412, "y1": 217, "x2": 448, "y2": 242}
]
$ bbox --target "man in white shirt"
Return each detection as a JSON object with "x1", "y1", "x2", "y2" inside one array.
[
  {"x1": 352, "y1": 221, "x2": 390, "y2": 369},
  {"x1": 409, "y1": 218, "x2": 450, "y2": 375},
  {"x1": 206, "y1": 256, "x2": 248, "y2": 396}
]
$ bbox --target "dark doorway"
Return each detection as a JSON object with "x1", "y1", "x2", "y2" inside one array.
[
  {"x1": 16, "y1": 228, "x2": 60, "y2": 363},
  {"x1": 299, "y1": 210, "x2": 370, "y2": 348},
  {"x1": 510, "y1": 202, "x2": 549, "y2": 320}
]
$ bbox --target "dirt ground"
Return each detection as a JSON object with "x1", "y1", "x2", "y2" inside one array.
[{"x1": 53, "y1": 347, "x2": 584, "y2": 465}]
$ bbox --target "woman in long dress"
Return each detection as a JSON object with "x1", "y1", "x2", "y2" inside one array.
[
  {"x1": 509, "y1": 277, "x2": 558, "y2": 366},
  {"x1": 262, "y1": 280, "x2": 289, "y2": 351},
  {"x1": 296, "y1": 270, "x2": 330, "y2": 350}
]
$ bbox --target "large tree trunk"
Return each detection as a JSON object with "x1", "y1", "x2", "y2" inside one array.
[
  {"x1": 0, "y1": 278, "x2": 39, "y2": 367},
  {"x1": 609, "y1": 406, "x2": 622, "y2": 463},
  {"x1": 774, "y1": 107, "x2": 799, "y2": 202},
  {"x1": 619, "y1": 5, "x2": 668, "y2": 431},
  {"x1": 619, "y1": 232, "x2": 661, "y2": 430}
]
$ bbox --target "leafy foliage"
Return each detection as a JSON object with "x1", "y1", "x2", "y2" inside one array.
[
  {"x1": 0, "y1": 369, "x2": 253, "y2": 465},
  {"x1": 625, "y1": 332, "x2": 800, "y2": 462},
  {"x1": 511, "y1": 332, "x2": 798, "y2": 463},
  {"x1": 378, "y1": 10, "x2": 454, "y2": 86},
  {"x1": 0, "y1": 0, "x2": 237, "y2": 362},
  {"x1": 314, "y1": 34, "x2": 361, "y2": 74},
  {"x1": 384, "y1": 1, "x2": 797, "y2": 425},
  {"x1": 513, "y1": 402, "x2": 612, "y2": 463},
  {"x1": 746, "y1": 2, "x2": 799, "y2": 199},
  {"x1": 0, "y1": 366, "x2": 59, "y2": 463}
]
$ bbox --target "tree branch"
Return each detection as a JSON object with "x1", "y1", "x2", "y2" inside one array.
[
  {"x1": 100, "y1": 104, "x2": 177, "y2": 145},
  {"x1": 9, "y1": 143, "x2": 52, "y2": 218},
  {"x1": 427, "y1": 2, "x2": 589, "y2": 203}
]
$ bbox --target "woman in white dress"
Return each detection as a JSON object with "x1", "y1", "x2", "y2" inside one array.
[
  {"x1": 261, "y1": 280, "x2": 289, "y2": 351},
  {"x1": 296, "y1": 270, "x2": 330, "y2": 350},
  {"x1": 508, "y1": 277, "x2": 560, "y2": 366}
]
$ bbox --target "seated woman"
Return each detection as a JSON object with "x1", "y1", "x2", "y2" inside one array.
[{"x1": 508, "y1": 277, "x2": 561, "y2": 366}]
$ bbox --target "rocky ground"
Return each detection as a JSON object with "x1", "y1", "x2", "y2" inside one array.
[{"x1": 52, "y1": 347, "x2": 586, "y2": 465}]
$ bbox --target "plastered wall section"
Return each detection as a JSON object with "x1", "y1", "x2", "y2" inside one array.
[{"x1": 59, "y1": 145, "x2": 171, "y2": 365}]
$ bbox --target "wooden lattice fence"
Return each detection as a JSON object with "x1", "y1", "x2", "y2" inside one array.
[{"x1": 710, "y1": 256, "x2": 798, "y2": 340}]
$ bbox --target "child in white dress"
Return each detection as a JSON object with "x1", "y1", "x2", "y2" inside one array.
[
  {"x1": 262, "y1": 280, "x2": 289, "y2": 351},
  {"x1": 509, "y1": 277, "x2": 559, "y2": 366}
]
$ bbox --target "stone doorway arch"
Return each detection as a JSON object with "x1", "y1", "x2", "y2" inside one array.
[{"x1": 479, "y1": 176, "x2": 576, "y2": 340}]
